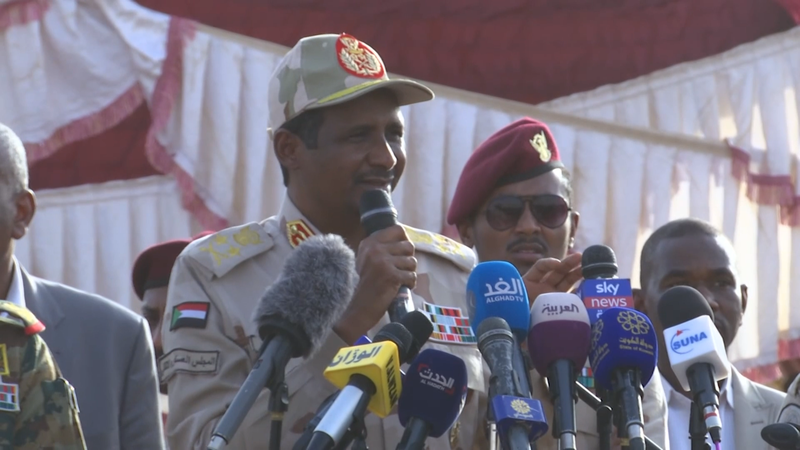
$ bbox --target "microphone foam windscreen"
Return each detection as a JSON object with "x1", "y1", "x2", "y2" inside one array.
[
  {"x1": 657, "y1": 285, "x2": 714, "y2": 329},
  {"x1": 374, "y1": 322, "x2": 414, "y2": 363},
  {"x1": 588, "y1": 307, "x2": 658, "y2": 390},
  {"x1": 581, "y1": 245, "x2": 618, "y2": 279},
  {"x1": 254, "y1": 234, "x2": 357, "y2": 357},
  {"x1": 397, "y1": 349, "x2": 468, "y2": 438},
  {"x1": 527, "y1": 292, "x2": 591, "y2": 375},
  {"x1": 467, "y1": 261, "x2": 530, "y2": 338}
]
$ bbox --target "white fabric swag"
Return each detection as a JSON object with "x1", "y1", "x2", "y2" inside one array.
[{"x1": 1, "y1": 0, "x2": 798, "y2": 380}]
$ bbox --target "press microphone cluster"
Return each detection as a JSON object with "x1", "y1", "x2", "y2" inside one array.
[
  {"x1": 658, "y1": 285, "x2": 730, "y2": 446},
  {"x1": 304, "y1": 311, "x2": 434, "y2": 450},
  {"x1": 207, "y1": 234, "x2": 357, "y2": 450},
  {"x1": 469, "y1": 261, "x2": 550, "y2": 450}
]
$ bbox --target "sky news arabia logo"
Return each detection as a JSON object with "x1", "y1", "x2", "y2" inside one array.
[
  {"x1": 582, "y1": 280, "x2": 632, "y2": 309},
  {"x1": 483, "y1": 278, "x2": 526, "y2": 303},
  {"x1": 670, "y1": 329, "x2": 709, "y2": 354}
]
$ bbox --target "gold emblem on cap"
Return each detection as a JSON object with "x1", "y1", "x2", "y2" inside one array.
[
  {"x1": 336, "y1": 34, "x2": 385, "y2": 79},
  {"x1": 530, "y1": 131, "x2": 552, "y2": 163}
]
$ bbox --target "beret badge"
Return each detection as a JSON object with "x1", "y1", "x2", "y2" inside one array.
[{"x1": 530, "y1": 131, "x2": 552, "y2": 163}]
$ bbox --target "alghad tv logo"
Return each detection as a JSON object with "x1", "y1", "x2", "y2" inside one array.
[{"x1": 670, "y1": 329, "x2": 709, "y2": 354}]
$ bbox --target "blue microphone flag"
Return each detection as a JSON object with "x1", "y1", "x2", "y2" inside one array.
[
  {"x1": 397, "y1": 349, "x2": 468, "y2": 438},
  {"x1": 588, "y1": 307, "x2": 658, "y2": 391},
  {"x1": 467, "y1": 261, "x2": 530, "y2": 338}
]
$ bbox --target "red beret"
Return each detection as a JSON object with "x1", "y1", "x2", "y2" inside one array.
[
  {"x1": 447, "y1": 118, "x2": 564, "y2": 225},
  {"x1": 131, "y1": 231, "x2": 214, "y2": 300}
]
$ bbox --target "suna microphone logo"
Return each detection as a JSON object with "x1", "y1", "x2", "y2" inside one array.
[
  {"x1": 670, "y1": 329, "x2": 709, "y2": 354},
  {"x1": 483, "y1": 277, "x2": 526, "y2": 303}
]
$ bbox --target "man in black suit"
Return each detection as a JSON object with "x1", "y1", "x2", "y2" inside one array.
[{"x1": 0, "y1": 123, "x2": 164, "y2": 450}]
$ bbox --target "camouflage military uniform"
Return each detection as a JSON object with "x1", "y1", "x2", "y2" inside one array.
[
  {"x1": 162, "y1": 200, "x2": 486, "y2": 449},
  {"x1": 162, "y1": 33, "x2": 489, "y2": 449},
  {"x1": 0, "y1": 301, "x2": 86, "y2": 449}
]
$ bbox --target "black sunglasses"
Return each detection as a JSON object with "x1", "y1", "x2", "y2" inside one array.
[{"x1": 484, "y1": 194, "x2": 571, "y2": 231}]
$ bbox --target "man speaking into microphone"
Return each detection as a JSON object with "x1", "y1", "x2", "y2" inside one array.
[
  {"x1": 161, "y1": 34, "x2": 487, "y2": 449},
  {"x1": 447, "y1": 118, "x2": 668, "y2": 449}
]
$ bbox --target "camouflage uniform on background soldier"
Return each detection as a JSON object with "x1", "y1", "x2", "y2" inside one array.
[{"x1": 0, "y1": 301, "x2": 86, "y2": 449}]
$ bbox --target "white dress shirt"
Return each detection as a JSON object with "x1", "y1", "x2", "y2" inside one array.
[
  {"x1": 4, "y1": 257, "x2": 25, "y2": 307},
  {"x1": 662, "y1": 375, "x2": 734, "y2": 450}
]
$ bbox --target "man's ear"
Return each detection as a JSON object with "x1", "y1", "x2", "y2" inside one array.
[
  {"x1": 11, "y1": 189, "x2": 35, "y2": 241},
  {"x1": 456, "y1": 220, "x2": 474, "y2": 248},
  {"x1": 740, "y1": 283, "x2": 748, "y2": 317},
  {"x1": 633, "y1": 288, "x2": 647, "y2": 313},
  {"x1": 569, "y1": 210, "x2": 580, "y2": 241},
  {"x1": 273, "y1": 129, "x2": 304, "y2": 173}
]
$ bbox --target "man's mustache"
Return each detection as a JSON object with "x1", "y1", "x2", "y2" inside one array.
[{"x1": 506, "y1": 236, "x2": 550, "y2": 253}]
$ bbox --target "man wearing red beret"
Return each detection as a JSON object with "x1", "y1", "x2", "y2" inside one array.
[
  {"x1": 448, "y1": 118, "x2": 668, "y2": 449},
  {"x1": 132, "y1": 231, "x2": 213, "y2": 392}
]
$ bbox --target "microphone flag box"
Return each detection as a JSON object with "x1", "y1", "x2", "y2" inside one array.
[
  {"x1": 580, "y1": 279, "x2": 633, "y2": 326},
  {"x1": 323, "y1": 341, "x2": 401, "y2": 417},
  {"x1": 663, "y1": 315, "x2": 729, "y2": 391},
  {"x1": 491, "y1": 395, "x2": 549, "y2": 442},
  {"x1": 588, "y1": 307, "x2": 658, "y2": 391}
]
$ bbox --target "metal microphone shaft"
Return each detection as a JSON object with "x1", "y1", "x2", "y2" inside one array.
[{"x1": 575, "y1": 382, "x2": 663, "y2": 450}]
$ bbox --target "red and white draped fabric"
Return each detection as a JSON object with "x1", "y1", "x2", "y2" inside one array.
[
  {"x1": 539, "y1": 28, "x2": 800, "y2": 380},
  {"x1": 0, "y1": 0, "x2": 798, "y2": 382},
  {"x1": 0, "y1": 0, "x2": 194, "y2": 313}
]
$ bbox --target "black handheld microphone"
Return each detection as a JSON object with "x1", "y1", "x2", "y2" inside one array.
[
  {"x1": 360, "y1": 189, "x2": 414, "y2": 323},
  {"x1": 208, "y1": 234, "x2": 358, "y2": 449}
]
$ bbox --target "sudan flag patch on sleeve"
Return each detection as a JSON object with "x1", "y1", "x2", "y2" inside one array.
[{"x1": 170, "y1": 302, "x2": 210, "y2": 331}]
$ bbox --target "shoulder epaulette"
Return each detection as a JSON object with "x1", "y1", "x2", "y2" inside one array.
[
  {"x1": 186, "y1": 222, "x2": 274, "y2": 278},
  {"x1": 401, "y1": 225, "x2": 475, "y2": 273},
  {"x1": 0, "y1": 301, "x2": 45, "y2": 335}
]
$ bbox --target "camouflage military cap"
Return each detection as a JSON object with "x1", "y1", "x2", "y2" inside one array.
[{"x1": 268, "y1": 33, "x2": 434, "y2": 132}]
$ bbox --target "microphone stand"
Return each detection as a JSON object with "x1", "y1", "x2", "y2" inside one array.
[
  {"x1": 689, "y1": 401, "x2": 711, "y2": 450},
  {"x1": 595, "y1": 387, "x2": 614, "y2": 450},
  {"x1": 269, "y1": 372, "x2": 289, "y2": 450},
  {"x1": 332, "y1": 410, "x2": 369, "y2": 450},
  {"x1": 575, "y1": 382, "x2": 663, "y2": 450}
]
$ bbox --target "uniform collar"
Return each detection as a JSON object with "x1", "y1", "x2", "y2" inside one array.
[
  {"x1": 4, "y1": 257, "x2": 24, "y2": 308},
  {"x1": 278, "y1": 196, "x2": 322, "y2": 248}
]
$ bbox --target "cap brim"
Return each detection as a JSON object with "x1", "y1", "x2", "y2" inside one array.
[{"x1": 307, "y1": 78, "x2": 435, "y2": 112}]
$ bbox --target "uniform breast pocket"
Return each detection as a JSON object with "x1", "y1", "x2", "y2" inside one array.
[
  {"x1": 39, "y1": 378, "x2": 90, "y2": 446},
  {"x1": 412, "y1": 273, "x2": 486, "y2": 394}
]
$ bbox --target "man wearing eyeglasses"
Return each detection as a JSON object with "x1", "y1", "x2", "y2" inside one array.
[{"x1": 447, "y1": 118, "x2": 668, "y2": 449}]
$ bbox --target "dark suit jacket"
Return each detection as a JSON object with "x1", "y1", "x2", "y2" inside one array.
[{"x1": 22, "y1": 266, "x2": 165, "y2": 450}]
